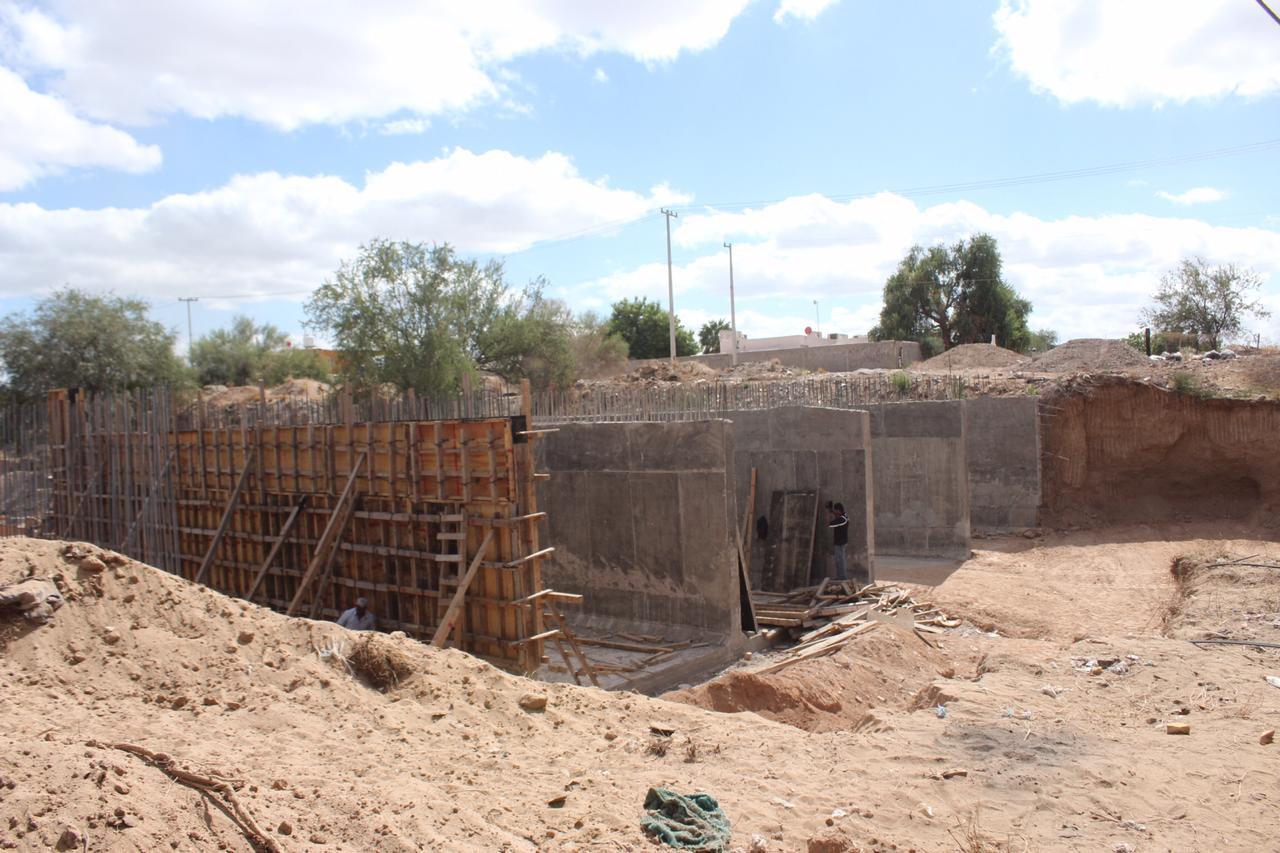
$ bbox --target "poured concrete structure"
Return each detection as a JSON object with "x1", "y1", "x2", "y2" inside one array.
[
  {"x1": 866, "y1": 401, "x2": 971, "y2": 559},
  {"x1": 725, "y1": 407, "x2": 874, "y2": 586},
  {"x1": 963, "y1": 396, "x2": 1041, "y2": 531},
  {"x1": 537, "y1": 420, "x2": 740, "y2": 640}
]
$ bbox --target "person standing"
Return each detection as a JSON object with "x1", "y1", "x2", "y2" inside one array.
[
  {"x1": 827, "y1": 502, "x2": 849, "y2": 581},
  {"x1": 337, "y1": 596, "x2": 376, "y2": 631}
]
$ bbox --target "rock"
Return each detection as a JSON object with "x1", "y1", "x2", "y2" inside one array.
[
  {"x1": 237, "y1": 630, "x2": 254, "y2": 645},
  {"x1": 114, "y1": 781, "x2": 130, "y2": 794},
  {"x1": 103, "y1": 553, "x2": 127, "y2": 567},
  {"x1": 547, "y1": 795, "x2": 566, "y2": 808},
  {"x1": 102, "y1": 627, "x2": 122, "y2": 645},
  {"x1": 55, "y1": 826, "x2": 82, "y2": 851},
  {"x1": 309, "y1": 832, "x2": 327, "y2": 844},
  {"x1": 202, "y1": 695, "x2": 220, "y2": 706},
  {"x1": 277, "y1": 821, "x2": 293, "y2": 836},
  {"x1": 1166, "y1": 723, "x2": 1191, "y2": 735},
  {"x1": 748, "y1": 834, "x2": 769, "y2": 852},
  {"x1": 518, "y1": 693, "x2": 548, "y2": 712},
  {"x1": 806, "y1": 829, "x2": 856, "y2": 853},
  {"x1": 1261, "y1": 730, "x2": 1275, "y2": 745},
  {"x1": 79, "y1": 555, "x2": 107, "y2": 574}
]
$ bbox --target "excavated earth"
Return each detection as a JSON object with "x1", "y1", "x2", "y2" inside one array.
[{"x1": 3, "y1": 529, "x2": 1280, "y2": 852}]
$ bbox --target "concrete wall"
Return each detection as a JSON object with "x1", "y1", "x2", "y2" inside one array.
[
  {"x1": 621, "y1": 340, "x2": 922, "y2": 374},
  {"x1": 866, "y1": 401, "x2": 971, "y2": 558},
  {"x1": 724, "y1": 407, "x2": 874, "y2": 587},
  {"x1": 536, "y1": 420, "x2": 740, "y2": 639},
  {"x1": 963, "y1": 397, "x2": 1041, "y2": 532}
]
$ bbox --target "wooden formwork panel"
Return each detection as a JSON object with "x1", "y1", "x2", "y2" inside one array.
[{"x1": 43, "y1": 385, "x2": 551, "y2": 672}]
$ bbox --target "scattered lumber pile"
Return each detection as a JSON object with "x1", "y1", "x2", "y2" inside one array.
[{"x1": 750, "y1": 580, "x2": 960, "y2": 674}]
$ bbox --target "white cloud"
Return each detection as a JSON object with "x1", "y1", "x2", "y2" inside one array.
[
  {"x1": 0, "y1": 148, "x2": 687, "y2": 299},
  {"x1": 1, "y1": 1, "x2": 756, "y2": 130},
  {"x1": 0, "y1": 64, "x2": 160, "y2": 190},
  {"x1": 378, "y1": 117, "x2": 430, "y2": 136},
  {"x1": 567, "y1": 192, "x2": 1280, "y2": 340},
  {"x1": 774, "y1": 0, "x2": 841, "y2": 23},
  {"x1": 1155, "y1": 186, "x2": 1227, "y2": 206},
  {"x1": 993, "y1": 0, "x2": 1280, "y2": 106},
  {"x1": 593, "y1": 67, "x2": 609, "y2": 84}
]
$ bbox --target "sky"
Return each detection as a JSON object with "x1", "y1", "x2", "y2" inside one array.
[{"x1": 2, "y1": 0, "x2": 1279, "y2": 351}]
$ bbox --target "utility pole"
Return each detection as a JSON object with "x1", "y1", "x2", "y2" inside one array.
[
  {"x1": 812, "y1": 300, "x2": 820, "y2": 336},
  {"x1": 724, "y1": 242, "x2": 738, "y2": 366},
  {"x1": 179, "y1": 297, "x2": 199, "y2": 363},
  {"x1": 662, "y1": 208, "x2": 679, "y2": 365}
]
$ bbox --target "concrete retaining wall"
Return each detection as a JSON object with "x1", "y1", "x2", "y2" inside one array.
[
  {"x1": 536, "y1": 420, "x2": 740, "y2": 638},
  {"x1": 866, "y1": 401, "x2": 970, "y2": 558},
  {"x1": 622, "y1": 340, "x2": 922, "y2": 374},
  {"x1": 724, "y1": 407, "x2": 874, "y2": 586},
  {"x1": 963, "y1": 397, "x2": 1041, "y2": 531}
]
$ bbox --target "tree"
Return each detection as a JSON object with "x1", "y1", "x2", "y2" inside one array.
[
  {"x1": 0, "y1": 289, "x2": 187, "y2": 401},
  {"x1": 698, "y1": 319, "x2": 731, "y2": 354},
  {"x1": 870, "y1": 234, "x2": 1031, "y2": 352},
  {"x1": 568, "y1": 311, "x2": 629, "y2": 378},
  {"x1": 1140, "y1": 257, "x2": 1269, "y2": 350},
  {"x1": 476, "y1": 287, "x2": 576, "y2": 389},
  {"x1": 605, "y1": 297, "x2": 698, "y2": 360},
  {"x1": 306, "y1": 239, "x2": 576, "y2": 393},
  {"x1": 191, "y1": 315, "x2": 330, "y2": 387},
  {"x1": 1027, "y1": 328, "x2": 1059, "y2": 353}
]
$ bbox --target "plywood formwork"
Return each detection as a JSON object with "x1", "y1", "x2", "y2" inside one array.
[{"x1": 43, "y1": 386, "x2": 557, "y2": 673}]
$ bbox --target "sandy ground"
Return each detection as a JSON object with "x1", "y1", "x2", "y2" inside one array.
[{"x1": 4, "y1": 530, "x2": 1280, "y2": 852}]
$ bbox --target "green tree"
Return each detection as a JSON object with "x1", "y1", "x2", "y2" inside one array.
[
  {"x1": 698, "y1": 319, "x2": 731, "y2": 354},
  {"x1": 191, "y1": 315, "x2": 330, "y2": 387},
  {"x1": 1140, "y1": 257, "x2": 1269, "y2": 350},
  {"x1": 476, "y1": 287, "x2": 576, "y2": 389},
  {"x1": 869, "y1": 234, "x2": 1031, "y2": 352},
  {"x1": 569, "y1": 311, "x2": 629, "y2": 377},
  {"x1": 606, "y1": 297, "x2": 697, "y2": 360},
  {"x1": 1027, "y1": 328, "x2": 1059, "y2": 353},
  {"x1": 0, "y1": 289, "x2": 186, "y2": 401},
  {"x1": 306, "y1": 239, "x2": 575, "y2": 393}
]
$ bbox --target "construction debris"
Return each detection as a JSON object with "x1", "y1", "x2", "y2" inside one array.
[{"x1": 749, "y1": 580, "x2": 960, "y2": 674}]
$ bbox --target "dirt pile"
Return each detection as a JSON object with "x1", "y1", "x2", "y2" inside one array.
[
  {"x1": 5, "y1": 532, "x2": 1280, "y2": 851},
  {"x1": 1031, "y1": 337, "x2": 1149, "y2": 372},
  {"x1": 911, "y1": 343, "x2": 1030, "y2": 372},
  {"x1": 666, "y1": 623, "x2": 957, "y2": 732},
  {"x1": 1165, "y1": 551, "x2": 1280, "y2": 644},
  {"x1": 202, "y1": 379, "x2": 332, "y2": 408},
  {"x1": 619, "y1": 359, "x2": 720, "y2": 384}
]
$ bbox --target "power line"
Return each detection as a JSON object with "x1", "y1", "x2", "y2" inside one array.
[{"x1": 1257, "y1": 0, "x2": 1280, "y2": 27}]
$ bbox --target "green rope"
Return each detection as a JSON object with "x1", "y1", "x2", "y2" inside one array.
[{"x1": 640, "y1": 787, "x2": 732, "y2": 852}]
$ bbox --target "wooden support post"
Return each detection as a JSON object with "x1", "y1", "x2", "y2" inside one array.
[
  {"x1": 194, "y1": 451, "x2": 257, "y2": 586},
  {"x1": 286, "y1": 451, "x2": 366, "y2": 616},
  {"x1": 432, "y1": 530, "x2": 494, "y2": 647},
  {"x1": 244, "y1": 495, "x2": 308, "y2": 602}
]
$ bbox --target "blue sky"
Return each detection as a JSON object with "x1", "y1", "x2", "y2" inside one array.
[{"x1": 2, "y1": 0, "x2": 1278, "y2": 351}]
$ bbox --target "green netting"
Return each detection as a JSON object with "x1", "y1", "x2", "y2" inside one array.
[{"x1": 640, "y1": 786, "x2": 731, "y2": 852}]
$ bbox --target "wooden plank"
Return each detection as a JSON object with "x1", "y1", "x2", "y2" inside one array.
[
  {"x1": 194, "y1": 451, "x2": 257, "y2": 586},
  {"x1": 244, "y1": 496, "x2": 308, "y2": 603},
  {"x1": 431, "y1": 529, "x2": 495, "y2": 647},
  {"x1": 546, "y1": 602, "x2": 600, "y2": 688},
  {"x1": 286, "y1": 451, "x2": 366, "y2": 616}
]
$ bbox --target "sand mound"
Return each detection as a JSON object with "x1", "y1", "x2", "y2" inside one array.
[
  {"x1": 1031, "y1": 337, "x2": 1148, "y2": 372},
  {"x1": 665, "y1": 624, "x2": 955, "y2": 733},
  {"x1": 911, "y1": 343, "x2": 1030, "y2": 372},
  {"x1": 269, "y1": 378, "x2": 330, "y2": 399}
]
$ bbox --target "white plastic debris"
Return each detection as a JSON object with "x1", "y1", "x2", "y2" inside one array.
[
  {"x1": 935, "y1": 705, "x2": 948, "y2": 719},
  {"x1": 1266, "y1": 675, "x2": 1280, "y2": 690}
]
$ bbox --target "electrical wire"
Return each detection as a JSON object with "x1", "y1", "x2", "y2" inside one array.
[{"x1": 1257, "y1": 0, "x2": 1280, "y2": 28}]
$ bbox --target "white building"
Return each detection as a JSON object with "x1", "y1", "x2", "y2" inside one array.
[{"x1": 718, "y1": 329, "x2": 868, "y2": 354}]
